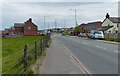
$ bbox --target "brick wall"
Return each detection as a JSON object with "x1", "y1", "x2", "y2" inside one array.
[
  {"x1": 95, "y1": 23, "x2": 102, "y2": 30},
  {"x1": 15, "y1": 27, "x2": 23, "y2": 36},
  {"x1": 23, "y1": 18, "x2": 38, "y2": 36}
]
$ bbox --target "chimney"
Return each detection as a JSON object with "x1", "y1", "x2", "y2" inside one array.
[
  {"x1": 25, "y1": 21, "x2": 27, "y2": 24},
  {"x1": 106, "y1": 13, "x2": 110, "y2": 18},
  {"x1": 29, "y1": 18, "x2": 32, "y2": 22}
]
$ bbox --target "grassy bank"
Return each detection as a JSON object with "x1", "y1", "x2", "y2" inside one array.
[
  {"x1": 2, "y1": 36, "x2": 45, "y2": 74},
  {"x1": 104, "y1": 38, "x2": 120, "y2": 42}
]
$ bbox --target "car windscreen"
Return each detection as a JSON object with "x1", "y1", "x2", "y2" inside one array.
[{"x1": 95, "y1": 31, "x2": 102, "y2": 34}]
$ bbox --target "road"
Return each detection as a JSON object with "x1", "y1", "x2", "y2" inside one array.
[
  {"x1": 41, "y1": 34, "x2": 118, "y2": 74},
  {"x1": 53, "y1": 35, "x2": 118, "y2": 74}
]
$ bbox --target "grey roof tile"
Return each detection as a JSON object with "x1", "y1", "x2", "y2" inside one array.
[
  {"x1": 14, "y1": 23, "x2": 24, "y2": 27},
  {"x1": 109, "y1": 17, "x2": 120, "y2": 23},
  {"x1": 97, "y1": 26, "x2": 113, "y2": 31}
]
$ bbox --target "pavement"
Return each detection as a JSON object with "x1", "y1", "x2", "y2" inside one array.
[
  {"x1": 40, "y1": 37, "x2": 85, "y2": 74},
  {"x1": 40, "y1": 35, "x2": 118, "y2": 74}
]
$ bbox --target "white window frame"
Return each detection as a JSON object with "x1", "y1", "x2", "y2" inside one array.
[{"x1": 28, "y1": 26, "x2": 31, "y2": 30}]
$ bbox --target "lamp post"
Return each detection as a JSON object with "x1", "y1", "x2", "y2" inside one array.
[
  {"x1": 70, "y1": 8, "x2": 78, "y2": 36},
  {"x1": 43, "y1": 16, "x2": 49, "y2": 33}
]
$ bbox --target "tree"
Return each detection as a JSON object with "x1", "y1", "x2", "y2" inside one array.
[{"x1": 73, "y1": 25, "x2": 85, "y2": 35}]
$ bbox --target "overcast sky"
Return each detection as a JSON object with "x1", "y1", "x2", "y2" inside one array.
[{"x1": 0, "y1": 0, "x2": 119, "y2": 30}]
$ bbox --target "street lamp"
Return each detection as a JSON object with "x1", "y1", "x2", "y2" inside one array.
[
  {"x1": 43, "y1": 16, "x2": 49, "y2": 32},
  {"x1": 70, "y1": 8, "x2": 78, "y2": 36}
]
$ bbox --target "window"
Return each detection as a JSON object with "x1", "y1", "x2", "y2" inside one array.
[
  {"x1": 109, "y1": 31, "x2": 111, "y2": 33},
  {"x1": 95, "y1": 31, "x2": 102, "y2": 34},
  {"x1": 28, "y1": 27, "x2": 31, "y2": 30},
  {"x1": 117, "y1": 24, "x2": 119, "y2": 28},
  {"x1": 12, "y1": 32, "x2": 15, "y2": 35}
]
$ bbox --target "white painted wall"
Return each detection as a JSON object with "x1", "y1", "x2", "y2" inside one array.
[{"x1": 102, "y1": 18, "x2": 119, "y2": 33}]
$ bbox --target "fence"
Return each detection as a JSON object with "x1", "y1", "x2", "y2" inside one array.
[
  {"x1": 2, "y1": 35, "x2": 51, "y2": 74},
  {"x1": 104, "y1": 33, "x2": 120, "y2": 38}
]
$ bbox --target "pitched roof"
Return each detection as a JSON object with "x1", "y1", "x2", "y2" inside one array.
[
  {"x1": 97, "y1": 26, "x2": 113, "y2": 31},
  {"x1": 2, "y1": 30, "x2": 8, "y2": 34},
  {"x1": 109, "y1": 17, "x2": 120, "y2": 23},
  {"x1": 14, "y1": 23, "x2": 24, "y2": 27},
  {"x1": 85, "y1": 21, "x2": 101, "y2": 26}
]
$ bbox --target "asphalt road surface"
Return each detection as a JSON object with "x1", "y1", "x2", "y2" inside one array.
[{"x1": 52, "y1": 34, "x2": 118, "y2": 74}]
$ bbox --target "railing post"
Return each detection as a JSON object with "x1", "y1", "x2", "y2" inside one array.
[
  {"x1": 40, "y1": 39, "x2": 43, "y2": 55},
  {"x1": 43, "y1": 39, "x2": 45, "y2": 49},
  {"x1": 35, "y1": 42, "x2": 37, "y2": 60},
  {"x1": 24, "y1": 44, "x2": 28, "y2": 73},
  {"x1": 45, "y1": 38, "x2": 47, "y2": 47}
]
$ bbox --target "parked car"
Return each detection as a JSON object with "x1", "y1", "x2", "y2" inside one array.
[
  {"x1": 78, "y1": 33, "x2": 87, "y2": 37},
  {"x1": 88, "y1": 30, "x2": 104, "y2": 39}
]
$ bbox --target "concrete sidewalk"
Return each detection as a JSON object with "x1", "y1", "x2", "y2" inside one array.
[{"x1": 40, "y1": 37, "x2": 84, "y2": 74}]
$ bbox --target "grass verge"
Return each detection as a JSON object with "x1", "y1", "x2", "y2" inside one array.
[
  {"x1": 104, "y1": 38, "x2": 120, "y2": 42},
  {"x1": 2, "y1": 36, "x2": 45, "y2": 74}
]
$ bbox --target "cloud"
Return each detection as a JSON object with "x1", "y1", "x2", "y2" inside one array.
[
  {"x1": 1, "y1": 2, "x2": 118, "y2": 30},
  {"x1": 0, "y1": 3, "x2": 2, "y2": 30},
  {"x1": 0, "y1": 0, "x2": 119, "y2": 2}
]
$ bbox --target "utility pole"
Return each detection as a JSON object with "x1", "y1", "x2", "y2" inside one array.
[
  {"x1": 44, "y1": 16, "x2": 45, "y2": 31},
  {"x1": 70, "y1": 9, "x2": 78, "y2": 36},
  {"x1": 43, "y1": 16, "x2": 49, "y2": 33},
  {"x1": 48, "y1": 22, "x2": 49, "y2": 31},
  {"x1": 64, "y1": 20, "x2": 66, "y2": 32},
  {"x1": 64, "y1": 20, "x2": 65, "y2": 28},
  {"x1": 55, "y1": 20, "x2": 57, "y2": 32}
]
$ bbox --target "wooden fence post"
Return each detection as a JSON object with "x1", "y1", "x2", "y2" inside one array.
[
  {"x1": 24, "y1": 44, "x2": 28, "y2": 73},
  {"x1": 35, "y1": 42, "x2": 37, "y2": 60}
]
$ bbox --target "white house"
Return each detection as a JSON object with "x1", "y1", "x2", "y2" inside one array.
[{"x1": 98, "y1": 13, "x2": 120, "y2": 33}]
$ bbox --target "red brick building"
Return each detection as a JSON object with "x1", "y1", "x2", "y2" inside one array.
[
  {"x1": 3, "y1": 18, "x2": 39, "y2": 37},
  {"x1": 80, "y1": 21, "x2": 102, "y2": 33}
]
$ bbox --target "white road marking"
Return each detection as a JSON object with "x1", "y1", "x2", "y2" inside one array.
[
  {"x1": 82, "y1": 42, "x2": 90, "y2": 45},
  {"x1": 115, "y1": 51, "x2": 120, "y2": 53},
  {"x1": 103, "y1": 48, "x2": 106, "y2": 50},
  {"x1": 115, "y1": 51, "x2": 118, "y2": 53},
  {"x1": 96, "y1": 45, "x2": 107, "y2": 50}
]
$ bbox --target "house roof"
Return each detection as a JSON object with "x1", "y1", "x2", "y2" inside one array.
[
  {"x1": 2, "y1": 30, "x2": 8, "y2": 34},
  {"x1": 109, "y1": 17, "x2": 120, "y2": 23},
  {"x1": 86, "y1": 21, "x2": 101, "y2": 26},
  {"x1": 97, "y1": 26, "x2": 113, "y2": 31},
  {"x1": 14, "y1": 23, "x2": 24, "y2": 27}
]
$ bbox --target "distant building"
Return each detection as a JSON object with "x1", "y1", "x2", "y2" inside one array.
[
  {"x1": 81, "y1": 21, "x2": 102, "y2": 33},
  {"x1": 97, "y1": 13, "x2": 120, "y2": 33},
  {"x1": 2, "y1": 18, "x2": 39, "y2": 37},
  {"x1": 0, "y1": 30, "x2": 2, "y2": 37},
  {"x1": 49, "y1": 27, "x2": 73, "y2": 32}
]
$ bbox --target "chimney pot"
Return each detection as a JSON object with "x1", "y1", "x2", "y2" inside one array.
[
  {"x1": 29, "y1": 18, "x2": 32, "y2": 22},
  {"x1": 106, "y1": 13, "x2": 110, "y2": 18}
]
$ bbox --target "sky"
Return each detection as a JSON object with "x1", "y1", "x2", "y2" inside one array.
[{"x1": 0, "y1": 0, "x2": 119, "y2": 30}]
